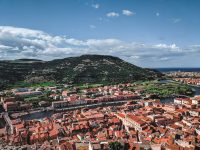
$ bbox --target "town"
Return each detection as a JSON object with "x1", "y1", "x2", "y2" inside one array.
[
  {"x1": 0, "y1": 0, "x2": 199, "y2": 149},
  {"x1": 167, "y1": 71, "x2": 200, "y2": 86},
  {"x1": 0, "y1": 81, "x2": 200, "y2": 150}
]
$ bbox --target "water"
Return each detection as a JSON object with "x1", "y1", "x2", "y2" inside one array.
[
  {"x1": 192, "y1": 86, "x2": 200, "y2": 96},
  {"x1": 160, "y1": 97, "x2": 174, "y2": 104},
  {"x1": 0, "y1": 118, "x2": 6, "y2": 128},
  {"x1": 0, "y1": 105, "x2": 4, "y2": 113},
  {"x1": 158, "y1": 79, "x2": 174, "y2": 84},
  {"x1": 21, "y1": 79, "x2": 200, "y2": 120},
  {"x1": 22, "y1": 111, "x2": 53, "y2": 121},
  {"x1": 159, "y1": 80, "x2": 200, "y2": 103},
  {"x1": 160, "y1": 87, "x2": 200, "y2": 103}
]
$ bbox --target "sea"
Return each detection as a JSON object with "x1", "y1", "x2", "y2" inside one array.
[{"x1": 154, "y1": 68, "x2": 200, "y2": 72}]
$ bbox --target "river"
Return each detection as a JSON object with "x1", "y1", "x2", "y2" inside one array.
[
  {"x1": 160, "y1": 80, "x2": 200, "y2": 103},
  {"x1": 21, "y1": 111, "x2": 54, "y2": 121},
  {"x1": 0, "y1": 118, "x2": 6, "y2": 128},
  {"x1": 20, "y1": 80, "x2": 200, "y2": 120}
]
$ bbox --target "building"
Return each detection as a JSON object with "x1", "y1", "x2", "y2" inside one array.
[
  {"x1": 52, "y1": 101, "x2": 68, "y2": 108},
  {"x1": 189, "y1": 109, "x2": 200, "y2": 117},
  {"x1": 1, "y1": 97, "x2": 16, "y2": 103},
  {"x1": 192, "y1": 96, "x2": 200, "y2": 105},
  {"x1": 174, "y1": 98, "x2": 191, "y2": 105},
  {"x1": 116, "y1": 113, "x2": 148, "y2": 131},
  {"x1": 3, "y1": 102, "x2": 19, "y2": 112},
  {"x1": 14, "y1": 91, "x2": 42, "y2": 97}
]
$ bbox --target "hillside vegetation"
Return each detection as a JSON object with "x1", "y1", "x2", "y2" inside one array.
[{"x1": 0, "y1": 55, "x2": 163, "y2": 89}]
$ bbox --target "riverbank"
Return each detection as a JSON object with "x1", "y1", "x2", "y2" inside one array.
[
  {"x1": 10, "y1": 80, "x2": 200, "y2": 121},
  {"x1": 18, "y1": 99, "x2": 140, "y2": 121},
  {"x1": 0, "y1": 118, "x2": 6, "y2": 128}
]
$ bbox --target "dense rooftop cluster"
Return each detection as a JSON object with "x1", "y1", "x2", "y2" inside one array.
[
  {"x1": 167, "y1": 72, "x2": 200, "y2": 78},
  {"x1": 175, "y1": 78, "x2": 200, "y2": 86},
  {"x1": 167, "y1": 71, "x2": 200, "y2": 88},
  {"x1": 0, "y1": 81, "x2": 200, "y2": 150}
]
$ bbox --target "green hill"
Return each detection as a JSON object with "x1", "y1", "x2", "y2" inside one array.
[{"x1": 0, "y1": 55, "x2": 163, "y2": 89}]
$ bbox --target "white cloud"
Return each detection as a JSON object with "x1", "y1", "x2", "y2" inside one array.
[
  {"x1": 86, "y1": 39, "x2": 121, "y2": 47},
  {"x1": 89, "y1": 25, "x2": 96, "y2": 29},
  {"x1": 122, "y1": 10, "x2": 134, "y2": 16},
  {"x1": 0, "y1": 44, "x2": 12, "y2": 50},
  {"x1": 154, "y1": 43, "x2": 181, "y2": 52},
  {"x1": 187, "y1": 45, "x2": 200, "y2": 52},
  {"x1": 156, "y1": 12, "x2": 160, "y2": 16},
  {"x1": 92, "y1": 3, "x2": 100, "y2": 9},
  {"x1": 0, "y1": 26, "x2": 199, "y2": 67},
  {"x1": 172, "y1": 18, "x2": 182, "y2": 23},
  {"x1": 106, "y1": 12, "x2": 119, "y2": 17}
]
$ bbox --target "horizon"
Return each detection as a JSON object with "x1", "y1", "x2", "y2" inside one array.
[
  {"x1": 0, "y1": 0, "x2": 200, "y2": 67},
  {"x1": 1, "y1": 54, "x2": 200, "y2": 69}
]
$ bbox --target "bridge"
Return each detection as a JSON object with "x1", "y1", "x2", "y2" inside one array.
[
  {"x1": 54, "y1": 99, "x2": 140, "y2": 111},
  {"x1": 2, "y1": 112, "x2": 13, "y2": 135}
]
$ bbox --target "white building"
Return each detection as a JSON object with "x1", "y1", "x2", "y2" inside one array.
[
  {"x1": 189, "y1": 109, "x2": 200, "y2": 117},
  {"x1": 192, "y1": 95, "x2": 200, "y2": 105},
  {"x1": 52, "y1": 101, "x2": 68, "y2": 108}
]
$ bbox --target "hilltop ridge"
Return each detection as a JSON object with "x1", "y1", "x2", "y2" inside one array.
[{"x1": 0, "y1": 54, "x2": 163, "y2": 89}]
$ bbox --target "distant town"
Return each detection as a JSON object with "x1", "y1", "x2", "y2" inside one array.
[
  {"x1": 167, "y1": 71, "x2": 200, "y2": 86},
  {"x1": 0, "y1": 71, "x2": 200, "y2": 150}
]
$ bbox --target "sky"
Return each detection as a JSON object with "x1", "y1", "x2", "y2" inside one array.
[{"x1": 0, "y1": 0, "x2": 200, "y2": 67}]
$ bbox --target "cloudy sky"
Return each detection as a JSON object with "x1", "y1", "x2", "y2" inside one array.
[{"x1": 0, "y1": 0, "x2": 200, "y2": 67}]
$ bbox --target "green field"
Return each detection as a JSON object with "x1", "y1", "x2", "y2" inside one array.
[
  {"x1": 7, "y1": 81, "x2": 57, "y2": 89},
  {"x1": 76, "y1": 83, "x2": 104, "y2": 89},
  {"x1": 134, "y1": 80, "x2": 194, "y2": 98}
]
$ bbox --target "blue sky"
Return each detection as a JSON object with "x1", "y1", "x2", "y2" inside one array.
[{"x1": 0, "y1": 0, "x2": 200, "y2": 67}]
